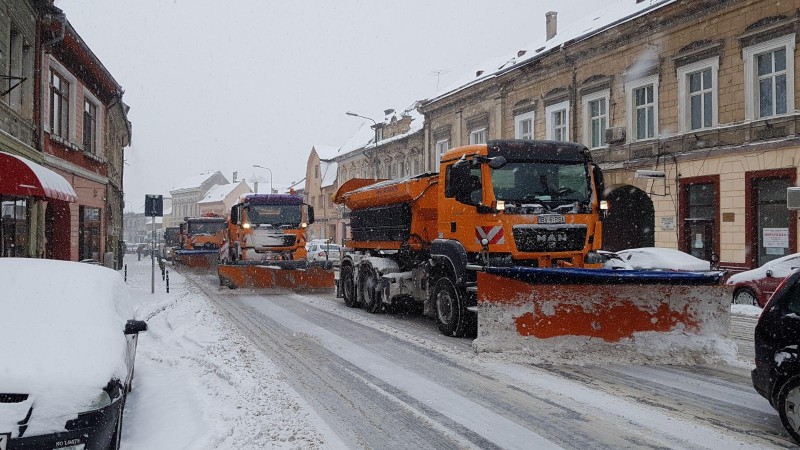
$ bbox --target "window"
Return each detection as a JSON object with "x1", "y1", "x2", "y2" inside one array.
[
  {"x1": 743, "y1": 34, "x2": 796, "y2": 120},
  {"x1": 678, "y1": 58, "x2": 718, "y2": 131},
  {"x1": 626, "y1": 75, "x2": 658, "y2": 141},
  {"x1": 6, "y1": 28, "x2": 28, "y2": 112},
  {"x1": 314, "y1": 165, "x2": 320, "y2": 179},
  {"x1": 413, "y1": 157, "x2": 420, "y2": 175},
  {"x1": 1, "y1": 196, "x2": 28, "y2": 257},
  {"x1": 50, "y1": 70, "x2": 70, "y2": 138},
  {"x1": 679, "y1": 178, "x2": 718, "y2": 263},
  {"x1": 435, "y1": 139, "x2": 449, "y2": 164},
  {"x1": 514, "y1": 111, "x2": 535, "y2": 139},
  {"x1": 469, "y1": 127, "x2": 486, "y2": 145},
  {"x1": 79, "y1": 206, "x2": 101, "y2": 261},
  {"x1": 360, "y1": 162, "x2": 368, "y2": 178},
  {"x1": 582, "y1": 90, "x2": 609, "y2": 149},
  {"x1": 83, "y1": 99, "x2": 98, "y2": 154},
  {"x1": 545, "y1": 101, "x2": 569, "y2": 141}
]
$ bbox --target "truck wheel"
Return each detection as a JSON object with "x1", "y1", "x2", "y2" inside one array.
[
  {"x1": 341, "y1": 264, "x2": 359, "y2": 308},
  {"x1": 778, "y1": 375, "x2": 800, "y2": 444},
  {"x1": 434, "y1": 276, "x2": 467, "y2": 337},
  {"x1": 358, "y1": 265, "x2": 381, "y2": 313}
]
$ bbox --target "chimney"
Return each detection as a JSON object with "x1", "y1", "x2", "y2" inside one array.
[
  {"x1": 232, "y1": 171, "x2": 238, "y2": 183},
  {"x1": 546, "y1": 11, "x2": 557, "y2": 41}
]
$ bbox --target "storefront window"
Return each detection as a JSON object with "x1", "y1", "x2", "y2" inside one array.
[
  {"x1": 682, "y1": 182, "x2": 717, "y2": 262},
  {"x1": 755, "y1": 177, "x2": 791, "y2": 265},
  {"x1": 1, "y1": 196, "x2": 29, "y2": 257},
  {"x1": 79, "y1": 206, "x2": 101, "y2": 261}
]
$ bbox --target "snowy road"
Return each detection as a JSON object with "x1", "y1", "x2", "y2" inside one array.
[{"x1": 180, "y1": 270, "x2": 794, "y2": 449}]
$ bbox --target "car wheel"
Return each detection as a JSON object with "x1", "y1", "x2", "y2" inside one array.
[
  {"x1": 109, "y1": 396, "x2": 126, "y2": 450},
  {"x1": 358, "y1": 264, "x2": 381, "y2": 313},
  {"x1": 341, "y1": 264, "x2": 358, "y2": 308},
  {"x1": 778, "y1": 375, "x2": 800, "y2": 444},
  {"x1": 434, "y1": 276, "x2": 467, "y2": 337},
  {"x1": 733, "y1": 288, "x2": 758, "y2": 306}
]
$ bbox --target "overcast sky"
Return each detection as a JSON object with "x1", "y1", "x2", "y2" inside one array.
[{"x1": 57, "y1": 0, "x2": 612, "y2": 212}]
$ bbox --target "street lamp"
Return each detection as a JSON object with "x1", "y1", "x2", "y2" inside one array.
[
  {"x1": 346, "y1": 111, "x2": 380, "y2": 180},
  {"x1": 252, "y1": 164, "x2": 273, "y2": 193}
]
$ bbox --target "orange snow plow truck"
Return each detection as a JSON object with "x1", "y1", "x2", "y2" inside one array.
[
  {"x1": 334, "y1": 140, "x2": 731, "y2": 362},
  {"x1": 174, "y1": 215, "x2": 227, "y2": 268},
  {"x1": 217, "y1": 193, "x2": 334, "y2": 291}
]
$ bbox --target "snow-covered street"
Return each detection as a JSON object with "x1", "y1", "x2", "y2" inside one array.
[{"x1": 120, "y1": 255, "x2": 793, "y2": 449}]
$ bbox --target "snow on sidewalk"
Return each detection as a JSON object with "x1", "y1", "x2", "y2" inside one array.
[{"x1": 119, "y1": 255, "x2": 338, "y2": 449}]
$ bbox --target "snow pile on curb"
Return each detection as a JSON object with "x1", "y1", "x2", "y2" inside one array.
[{"x1": 123, "y1": 260, "x2": 327, "y2": 449}]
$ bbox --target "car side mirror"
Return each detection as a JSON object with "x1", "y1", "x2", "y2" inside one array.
[{"x1": 125, "y1": 319, "x2": 148, "y2": 335}]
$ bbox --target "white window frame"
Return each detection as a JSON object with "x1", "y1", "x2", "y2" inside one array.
[
  {"x1": 44, "y1": 57, "x2": 78, "y2": 142},
  {"x1": 545, "y1": 100, "x2": 569, "y2": 141},
  {"x1": 435, "y1": 138, "x2": 450, "y2": 164},
  {"x1": 469, "y1": 127, "x2": 487, "y2": 145},
  {"x1": 82, "y1": 88, "x2": 105, "y2": 157},
  {"x1": 582, "y1": 90, "x2": 609, "y2": 149},
  {"x1": 514, "y1": 111, "x2": 535, "y2": 139},
  {"x1": 743, "y1": 34, "x2": 796, "y2": 121},
  {"x1": 626, "y1": 75, "x2": 659, "y2": 142},
  {"x1": 677, "y1": 57, "x2": 719, "y2": 132}
]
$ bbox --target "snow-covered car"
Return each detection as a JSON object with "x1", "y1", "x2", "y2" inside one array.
[
  {"x1": 0, "y1": 258, "x2": 147, "y2": 450},
  {"x1": 614, "y1": 247, "x2": 711, "y2": 271},
  {"x1": 727, "y1": 253, "x2": 800, "y2": 307},
  {"x1": 598, "y1": 250, "x2": 634, "y2": 270},
  {"x1": 305, "y1": 238, "x2": 331, "y2": 251},
  {"x1": 307, "y1": 243, "x2": 342, "y2": 266}
]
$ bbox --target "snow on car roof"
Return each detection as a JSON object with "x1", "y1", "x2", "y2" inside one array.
[
  {"x1": 615, "y1": 247, "x2": 710, "y2": 271},
  {"x1": 0, "y1": 258, "x2": 131, "y2": 407}
]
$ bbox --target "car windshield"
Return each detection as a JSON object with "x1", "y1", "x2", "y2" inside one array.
[
  {"x1": 490, "y1": 161, "x2": 590, "y2": 204},
  {"x1": 247, "y1": 205, "x2": 302, "y2": 226}
]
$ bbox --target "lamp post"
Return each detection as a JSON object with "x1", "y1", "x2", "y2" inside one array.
[
  {"x1": 346, "y1": 111, "x2": 380, "y2": 180},
  {"x1": 252, "y1": 164, "x2": 273, "y2": 193}
]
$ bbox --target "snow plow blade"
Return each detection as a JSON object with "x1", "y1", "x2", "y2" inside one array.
[
  {"x1": 218, "y1": 261, "x2": 335, "y2": 291},
  {"x1": 174, "y1": 249, "x2": 219, "y2": 269},
  {"x1": 474, "y1": 267, "x2": 734, "y2": 364}
]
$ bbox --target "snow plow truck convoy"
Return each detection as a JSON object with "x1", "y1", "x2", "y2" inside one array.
[
  {"x1": 335, "y1": 140, "x2": 731, "y2": 360},
  {"x1": 174, "y1": 215, "x2": 228, "y2": 268},
  {"x1": 217, "y1": 193, "x2": 335, "y2": 291}
]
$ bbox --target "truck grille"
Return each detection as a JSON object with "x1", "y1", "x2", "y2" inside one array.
[{"x1": 512, "y1": 224, "x2": 587, "y2": 253}]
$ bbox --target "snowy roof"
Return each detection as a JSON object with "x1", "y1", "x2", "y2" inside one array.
[
  {"x1": 339, "y1": 102, "x2": 424, "y2": 157},
  {"x1": 321, "y1": 160, "x2": 339, "y2": 188},
  {"x1": 198, "y1": 181, "x2": 250, "y2": 204},
  {"x1": 339, "y1": 122, "x2": 376, "y2": 156},
  {"x1": 172, "y1": 171, "x2": 222, "y2": 192},
  {"x1": 429, "y1": 0, "x2": 675, "y2": 105},
  {"x1": 314, "y1": 145, "x2": 341, "y2": 161}
]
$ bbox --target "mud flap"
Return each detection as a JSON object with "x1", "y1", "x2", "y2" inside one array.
[
  {"x1": 218, "y1": 262, "x2": 335, "y2": 291},
  {"x1": 175, "y1": 249, "x2": 219, "y2": 269},
  {"x1": 474, "y1": 267, "x2": 734, "y2": 364}
]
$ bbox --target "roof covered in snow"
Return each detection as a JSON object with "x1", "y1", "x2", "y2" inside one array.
[
  {"x1": 314, "y1": 145, "x2": 341, "y2": 161},
  {"x1": 198, "y1": 181, "x2": 251, "y2": 204},
  {"x1": 428, "y1": 0, "x2": 676, "y2": 106},
  {"x1": 171, "y1": 171, "x2": 225, "y2": 192},
  {"x1": 321, "y1": 160, "x2": 339, "y2": 189}
]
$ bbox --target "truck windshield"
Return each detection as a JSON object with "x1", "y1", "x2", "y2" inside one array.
[
  {"x1": 247, "y1": 205, "x2": 302, "y2": 226},
  {"x1": 490, "y1": 161, "x2": 590, "y2": 204},
  {"x1": 188, "y1": 221, "x2": 227, "y2": 235}
]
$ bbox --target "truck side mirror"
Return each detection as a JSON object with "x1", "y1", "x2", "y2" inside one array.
[
  {"x1": 593, "y1": 164, "x2": 605, "y2": 202},
  {"x1": 230, "y1": 206, "x2": 240, "y2": 224},
  {"x1": 308, "y1": 205, "x2": 315, "y2": 224}
]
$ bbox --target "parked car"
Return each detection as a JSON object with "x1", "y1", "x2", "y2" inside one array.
[
  {"x1": 307, "y1": 242, "x2": 343, "y2": 265},
  {"x1": 0, "y1": 258, "x2": 147, "y2": 450},
  {"x1": 752, "y1": 269, "x2": 800, "y2": 444},
  {"x1": 614, "y1": 247, "x2": 711, "y2": 271},
  {"x1": 305, "y1": 238, "x2": 332, "y2": 251},
  {"x1": 727, "y1": 253, "x2": 800, "y2": 307}
]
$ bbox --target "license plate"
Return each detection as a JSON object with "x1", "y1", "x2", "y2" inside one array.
[{"x1": 539, "y1": 215, "x2": 565, "y2": 224}]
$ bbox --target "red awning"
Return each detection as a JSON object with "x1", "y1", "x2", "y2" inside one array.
[{"x1": 0, "y1": 151, "x2": 77, "y2": 202}]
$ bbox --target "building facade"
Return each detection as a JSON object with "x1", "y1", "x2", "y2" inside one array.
[
  {"x1": 168, "y1": 171, "x2": 228, "y2": 222},
  {"x1": 418, "y1": 0, "x2": 800, "y2": 272}
]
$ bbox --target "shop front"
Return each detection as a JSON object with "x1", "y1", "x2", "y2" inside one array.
[{"x1": 0, "y1": 151, "x2": 77, "y2": 258}]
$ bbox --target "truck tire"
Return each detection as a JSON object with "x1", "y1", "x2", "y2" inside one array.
[
  {"x1": 434, "y1": 276, "x2": 467, "y2": 337},
  {"x1": 341, "y1": 264, "x2": 359, "y2": 308},
  {"x1": 358, "y1": 265, "x2": 381, "y2": 313}
]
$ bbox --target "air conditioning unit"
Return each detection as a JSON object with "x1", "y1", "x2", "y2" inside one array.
[
  {"x1": 787, "y1": 187, "x2": 800, "y2": 210},
  {"x1": 605, "y1": 127, "x2": 626, "y2": 144}
]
